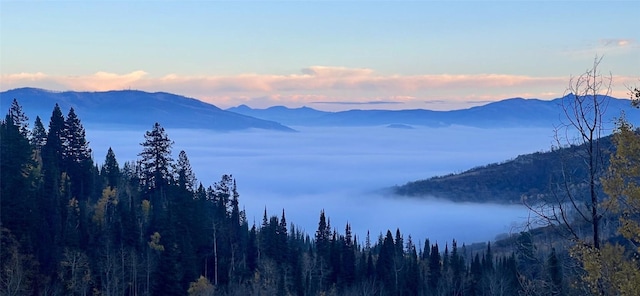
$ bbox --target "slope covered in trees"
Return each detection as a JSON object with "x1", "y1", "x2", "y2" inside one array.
[
  {"x1": 1, "y1": 99, "x2": 639, "y2": 295},
  {"x1": 394, "y1": 136, "x2": 615, "y2": 204}
]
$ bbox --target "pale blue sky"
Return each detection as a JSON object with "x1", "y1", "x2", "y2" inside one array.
[{"x1": 1, "y1": 1, "x2": 638, "y2": 110}]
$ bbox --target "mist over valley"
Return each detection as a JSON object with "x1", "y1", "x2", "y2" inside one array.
[
  {"x1": 5, "y1": 87, "x2": 635, "y2": 245},
  {"x1": 3, "y1": 2, "x2": 638, "y2": 293},
  {"x1": 87, "y1": 125, "x2": 555, "y2": 245}
]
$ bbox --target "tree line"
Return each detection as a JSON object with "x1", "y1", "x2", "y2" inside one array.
[{"x1": 1, "y1": 96, "x2": 639, "y2": 295}]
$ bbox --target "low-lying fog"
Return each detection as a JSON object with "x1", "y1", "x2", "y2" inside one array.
[{"x1": 87, "y1": 125, "x2": 555, "y2": 246}]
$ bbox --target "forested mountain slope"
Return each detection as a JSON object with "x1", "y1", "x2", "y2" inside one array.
[
  {"x1": 394, "y1": 135, "x2": 615, "y2": 203},
  {"x1": 0, "y1": 100, "x2": 528, "y2": 295},
  {"x1": 3, "y1": 98, "x2": 638, "y2": 295}
]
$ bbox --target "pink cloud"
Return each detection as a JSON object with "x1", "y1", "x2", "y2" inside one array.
[
  {"x1": 1, "y1": 71, "x2": 149, "y2": 91},
  {"x1": 2, "y1": 68, "x2": 636, "y2": 110}
]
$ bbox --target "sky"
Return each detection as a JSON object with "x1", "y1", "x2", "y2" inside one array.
[{"x1": 1, "y1": 0, "x2": 638, "y2": 111}]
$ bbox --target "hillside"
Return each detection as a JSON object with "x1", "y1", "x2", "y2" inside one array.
[
  {"x1": 394, "y1": 135, "x2": 615, "y2": 204},
  {"x1": 0, "y1": 88, "x2": 295, "y2": 132}
]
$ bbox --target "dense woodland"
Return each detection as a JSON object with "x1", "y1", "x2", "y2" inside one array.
[
  {"x1": 1, "y1": 98, "x2": 639, "y2": 296},
  {"x1": 395, "y1": 137, "x2": 615, "y2": 204}
]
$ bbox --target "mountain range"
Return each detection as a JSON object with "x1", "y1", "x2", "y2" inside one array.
[
  {"x1": 0, "y1": 88, "x2": 294, "y2": 132},
  {"x1": 227, "y1": 96, "x2": 640, "y2": 128},
  {"x1": 2, "y1": 87, "x2": 638, "y2": 131}
]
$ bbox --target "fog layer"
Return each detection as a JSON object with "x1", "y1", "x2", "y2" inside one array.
[{"x1": 88, "y1": 125, "x2": 554, "y2": 245}]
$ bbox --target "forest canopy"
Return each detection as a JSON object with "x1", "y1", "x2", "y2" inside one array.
[{"x1": 1, "y1": 98, "x2": 639, "y2": 296}]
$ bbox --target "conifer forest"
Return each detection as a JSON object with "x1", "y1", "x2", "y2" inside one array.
[{"x1": 2, "y1": 96, "x2": 640, "y2": 296}]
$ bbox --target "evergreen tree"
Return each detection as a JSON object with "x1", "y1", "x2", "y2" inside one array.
[
  {"x1": 315, "y1": 210, "x2": 331, "y2": 263},
  {"x1": 230, "y1": 179, "x2": 241, "y2": 226},
  {"x1": 139, "y1": 122, "x2": 174, "y2": 191},
  {"x1": 422, "y1": 239, "x2": 430, "y2": 260},
  {"x1": 63, "y1": 108, "x2": 91, "y2": 165},
  {"x1": 101, "y1": 147, "x2": 120, "y2": 188},
  {"x1": 376, "y1": 230, "x2": 395, "y2": 293},
  {"x1": 247, "y1": 223, "x2": 258, "y2": 273},
  {"x1": 469, "y1": 253, "x2": 482, "y2": 296},
  {"x1": 176, "y1": 150, "x2": 196, "y2": 192},
  {"x1": 39, "y1": 104, "x2": 67, "y2": 276},
  {"x1": 341, "y1": 223, "x2": 356, "y2": 286},
  {"x1": 43, "y1": 104, "x2": 66, "y2": 167},
  {"x1": 428, "y1": 243, "x2": 441, "y2": 293},
  {"x1": 404, "y1": 235, "x2": 420, "y2": 296},
  {"x1": 277, "y1": 209, "x2": 289, "y2": 264},
  {"x1": 0, "y1": 113, "x2": 36, "y2": 244},
  {"x1": 63, "y1": 107, "x2": 93, "y2": 201},
  {"x1": 366, "y1": 251, "x2": 375, "y2": 279},
  {"x1": 483, "y1": 241, "x2": 494, "y2": 272},
  {"x1": 449, "y1": 240, "x2": 463, "y2": 295},
  {"x1": 30, "y1": 115, "x2": 47, "y2": 150},
  {"x1": 328, "y1": 230, "x2": 341, "y2": 285},
  {"x1": 7, "y1": 98, "x2": 29, "y2": 137},
  {"x1": 395, "y1": 228, "x2": 404, "y2": 258},
  {"x1": 516, "y1": 232, "x2": 539, "y2": 280}
]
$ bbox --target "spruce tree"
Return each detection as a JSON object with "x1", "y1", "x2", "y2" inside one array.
[
  {"x1": 0, "y1": 113, "x2": 36, "y2": 244},
  {"x1": 30, "y1": 115, "x2": 47, "y2": 150},
  {"x1": 428, "y1": 243, "x2": 442, "y2": 293},
  {"x1": 315, "y1": 210, "x2": 331, "y2": 262},
  {"x1": 8, "y1": 98, "x2": 29, "y2": 137},
  {"x1": 247, "y1": 223, "x2": 258, "y2": 273},
  {"x1": 405, "y1": 235, "x2": 420, "y2": 296},
  {"x1": 63, "y1": 107, "x2": 93, "y2": 201},
  {"x1": 63, "y1": 108, "x2": 91, "y2": 164},
  {"x1": 341, "y1": 223, "x2": 356, "y2": 286},
  {"x1": 450, "y1": 240, "x2": 463, "y2": 295},
  {"x1": 277, "y1": 209, "x2": 288, "y2": 264},
  {"x1": 469, "y1": 253, "x2": 482, "y2": 296},
  {"x1": 139, "y1": 122, "x2": 174, "y2": 191},
  {"x1": 43, "y1": 104, "x2": 66, "y2": 167},
  {"x1": 376, "y1": 230, "x2": 395, "y2": 293},
  {"x1": 101, "y1": 147, "x2": 120, "y2": 188},
  {"x1": 39, "y1": 104, "x2": 67, "y2": 276},
  {"x1": 176, "y1": 150, "x2": 196, "y2": 191}
]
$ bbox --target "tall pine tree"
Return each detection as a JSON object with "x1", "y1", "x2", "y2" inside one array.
[
  {"x1": 8, "y1": 98, "x2": 29, "y2": 137},
  {"x1": 30, "y1": 115, "x2": 47, "y2": 151},
  {"x1": 101, "y1": 147, "x2": 120, "y2": 188},
  {"x1": 63, "y1": 107, "x2": 93, "y2": 201},
  {"x1": 139, "y1": 122, "x2": 174, "y2": 191}
]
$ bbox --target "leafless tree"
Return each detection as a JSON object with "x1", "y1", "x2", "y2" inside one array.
[
  {"x1": 524, "y1": 56, "x2": 613, "y2": 250},
  {"x1": 0, "y1": 229, "x2": 35, "y2": 296}
]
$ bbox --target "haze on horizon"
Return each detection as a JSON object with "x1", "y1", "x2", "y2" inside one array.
[{"x1": 1, "y1": 1, "x2": 638, "y2": 111}]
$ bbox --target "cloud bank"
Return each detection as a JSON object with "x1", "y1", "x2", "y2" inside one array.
[
  {"x1": 2, "y1": 67, "x2": 636, "y2": 111},
  {"x1": 86, "y1": 126, "x2": 554, "y2": 245}
]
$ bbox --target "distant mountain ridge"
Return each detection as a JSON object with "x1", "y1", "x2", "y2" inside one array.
[
  {"x1": 0, "y1": 88, "x2": 295, "y2": 132},
  {"x1": 228, "y1": 96, "x2": 640, "y2": 128},
  {"x1": 3, "y1": 88, "x2": 637, "y2": 131}
]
